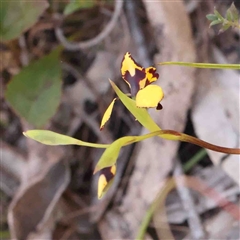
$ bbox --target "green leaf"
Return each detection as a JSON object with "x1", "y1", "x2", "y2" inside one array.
[
  {"x1": 5, "y1": 49, "x2": 62, "y2": 128},
  {"x1": 226, "y1": 8, "x2": 233, "y2": 22},
  {"x1": 219, "y1": 23, "x2": 231, "y2": 33},
  {"x1": 228, "y1": 3, "x2": 239, "y2": 22},
  {"x1": 206, "y1": 14, "x2": 218, "y2": 21},
  {"x1": 214, "y1": 8, "x2": 223, "y2": 20},
  {"x1": 158, "y1": 62, "x2": 240, "y2": 70},
  {"x1": 64, "y1": 0, "x2": 96, "y2": 15},
  {"x1": 24, "y1": 130, "x2": 110, "y2": 148},
  {"x1": 209, "y1": 19, "x2": 222, "y2": 27},
  {"x1": 0, "y1": 0, "x2": 49, "y2": 42},
  {"x1": 109, "y1": 80, "x2": 161, "y2": 132}
]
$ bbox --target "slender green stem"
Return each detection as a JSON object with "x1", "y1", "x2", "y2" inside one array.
[
  {"x1": 136, "y1": 179, "x2": 175, "y2": 240},
  {"x1": 183, "y1": 149, "x2": 207, "y2": 172},
  {"x1": 226, "y1": 20, "x2": 240, "y2": 29},
  {"x1": 159, "y1": 62, "x2": 240, "y2": 69}
]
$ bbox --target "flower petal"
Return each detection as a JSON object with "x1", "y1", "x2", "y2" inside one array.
[
  {"x1": 100, "y1": 98, "x2": 117, "y2": 130},
  {"x1": 121, "y1": 52, "x2": 159, "y2": 96},
  {"x1": 121, "y1": 52, "x2": 142, "y2": 77},
  {"x1": 145, "y1": 67, "x2": 159, "y2": 85},
  {"x1": 121, "y1": 52, "x2": 144, "y2": 95},
  {"x1": 98, "y1": 165, "x2": 116, "y2": 199},
  {"x1": 136, "y1": 85, "x2": 164, "y2": 108}
]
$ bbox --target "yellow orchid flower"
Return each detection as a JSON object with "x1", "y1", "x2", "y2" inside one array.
[
  {"x1": 98, "y1": 165, "x2": 116, "y2": 199},
  {"x1": 100, "y1": 52, "x2": 164, "y2": 130}
]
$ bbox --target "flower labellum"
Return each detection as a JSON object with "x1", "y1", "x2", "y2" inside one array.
[{"x1": 121, "y1": 52, "x2": 159, "y2": 96}]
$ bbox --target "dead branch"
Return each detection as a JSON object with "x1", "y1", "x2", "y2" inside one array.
[
  {"x1": 54, "y1": 0, "x2": 123, "y2": 51},
  {"x1": 174, "y1": 159, "x2": 206, "y2": 239}
]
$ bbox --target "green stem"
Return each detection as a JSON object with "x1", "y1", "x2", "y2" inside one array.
[
  {"x1": 183, "y1": 149, "x2": 207, "y2": 172},
  {"x1": 159, "y1": 62, "x2": 240, "y2": 69},
  {"x1": 136, "y1": 179, "x2": 175, "y2": 240},
  {"x1": 226, "y1": 19, "x2": 240, "y2": 29}
]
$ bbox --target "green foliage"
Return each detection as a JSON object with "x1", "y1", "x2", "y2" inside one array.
[
  {"x1": 0, "y1": 230, "x2": 10, "y2": 239},
  {"x1": 226, "y1": 3, "x2": 239, "y2": 22},
  {"x1": 206, "y1": 3, "x2": 240, "y2": 33},
  {"x1": 22, "y1": 52, "x2": 240, "y2": 199},
  {"x1": 25, "y1": 82, "x2": 240, "y2": 176},
  {"x1": 0, "y1": 0, "x2": 49, "y2": 41},
  {"x1": 5, "y1": 49, "x2": 62, "y2": 128},
  {"x1": 64, "y1": 0, "x2": 96, "y2": 15},
  {"x1": 24, "y1": 130, "x2": 109, "y2": 148}
]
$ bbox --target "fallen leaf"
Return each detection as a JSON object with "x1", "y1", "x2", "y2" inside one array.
[{"x1": 8, "y1": 156, "x2": 70, "y2": 240}]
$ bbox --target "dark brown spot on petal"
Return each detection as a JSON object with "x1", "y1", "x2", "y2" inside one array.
[
  {"x1": 100, "y1": 166, "x2": 115, "y2": 182},
  {"x1": 156, "y1": 103, "x2": 163, "y2": 110},
  {"x1": 123, "y1": 69, "x2": 146, "y2": 96}
]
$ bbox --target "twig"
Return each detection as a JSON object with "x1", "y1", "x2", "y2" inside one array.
[
  {"x1": 77, "y1": 108, "x2": 112, "y2": 144},
  {"x1": 0, "y1": 141, "x2": 26, "y2": 180},
  {"x1": 137, "y1": 178, "x2": 175, "y2": 240},
  {"x1": 174, "y1": 159, "x2": 206, "y2": 240},
  {"x1": 0, "y1": 158, "x2": 21, "y2": 197},
  {"x1": 54, "y1": 0, "x2": 123, "y2": 51},
  {"x1": 62, "y1": 63, "x2": 113, "y2": 143},
  {"x1": 125, "y1": 0, "x2": 151, "y2": 66},
  {"x1": 18, "y1": 36, "x2": 29, "y2": 66},
  {"x1": 59, "y1": 226, "x2": 75, "y2": 240},
  {"x1": 62, "y1": 62, "x2": 106, "y2": 113},
  {"x1": 62, "y1": 205, "x2": 97, "y2": 223}
]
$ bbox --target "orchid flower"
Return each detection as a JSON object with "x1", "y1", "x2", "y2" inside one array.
[{"x1": 100, "y1": 52, "x2": 164, "y2": 130}]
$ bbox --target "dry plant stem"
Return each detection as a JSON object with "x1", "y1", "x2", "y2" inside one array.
[
  {"x1": 62, "y1": 62, "x2": 104, "y2": 107},
  {"x1": 0, "y1": 141, "x2": 26, "y2": 180},
  {"x1": 55, "y1": 0, "x2": 123, "y2": 51},
  {"x1": 125, "y1": 0, "x2": 151, "y2": 66},
  {"x1": 137, "y1": 179, "x2": 175, "y2": 240},
  {"x1": 174, "y1": 159, "x2": 206, "y2": 240},
  {"x1": 76, "y1": 108, "x2": 112, "y2": 144},
  {"x1": 62, "y1": 62, "x2": 107, "y2": 115},
  {"x1": 138, "y1": 175, "x2": 240, "y2": 239},
  {"x1": 59, "y1": 227, "x2": 76, "y2": 240},
  {"x1": 18, "y1": 36, "x2": 29, "y2": 66}
]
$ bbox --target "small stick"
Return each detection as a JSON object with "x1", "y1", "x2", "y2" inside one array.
[
  {"x1": 174, "y1": 159, "x2": 206, "y2": 239},
  {"x1": 54, "y1": 0, "x2": 123, "y2": 51}
]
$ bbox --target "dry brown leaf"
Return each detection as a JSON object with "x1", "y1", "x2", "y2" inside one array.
[
  {"x1": 166, "y1": 166, "x2": 239, "y2": 224},
  {"x1": 8, "y1": 126, "x2": 70, "y2": 240},
  {"x1": 203, "y1": 201, "x2": 240, "y2": 240},
  {"x1": 191, "y1": 47, "x2": 240, "y2": 185},
  {"x1": 8, "y1": 157, "x2": 70, "y2": 239},
  {"x1": 99, "y1": 1, "x2": 196, "y2": 239}
]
